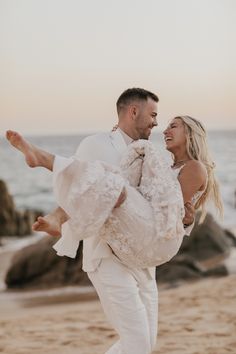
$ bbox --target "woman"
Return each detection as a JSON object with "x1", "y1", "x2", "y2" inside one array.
[
  {"x1": 6, "y1": 116, "x2": 223, "y2": 268},
  {"x1": 165, "y1": 116, "x2": 222, "y2": 217},
  {"x1": 99, "y1": 115, "x2": 222, "y2": 267}
]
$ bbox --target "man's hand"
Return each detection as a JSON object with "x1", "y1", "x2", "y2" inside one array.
[
  {"x1": 183, "y1": 201, "x2": 195, "y2": 227},
  {"x1": 114, "y1": 187, "x2": 127, "y2": 208}
]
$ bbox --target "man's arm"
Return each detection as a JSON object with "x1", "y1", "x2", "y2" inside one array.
[
  {"x1": 75, "y1": 135, "x2": 100, "y2": 161},
  {"x1": 76, "y1": 134, "x2": 127, "y2": 208},
  {"x1": 76, "y1": 134, "x2": 111, "y2": 162}
]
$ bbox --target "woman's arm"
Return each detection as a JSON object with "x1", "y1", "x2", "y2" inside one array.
[
  {"x1": 177, "y1": 160, "x2": 207, "y2": 205},
  {"x1": 178, "y1": 160, "x2": 207, "y2": 229}
]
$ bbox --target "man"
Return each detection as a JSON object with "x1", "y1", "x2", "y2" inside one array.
[
  {"x1": 71, "y1": 88, "x2": 159, "y2": 354},
  {"x1": 30, "y1": 87, "x2": 193, "y2": 353},
  {"x1": 38, "y1": 88, "x2": 157, "y2": 354}
]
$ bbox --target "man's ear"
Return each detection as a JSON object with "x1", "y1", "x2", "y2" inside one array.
[{"x1": 129, "y1": 105, "x2": 137, "y2": 120}]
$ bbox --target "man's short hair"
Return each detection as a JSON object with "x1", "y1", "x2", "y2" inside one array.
[{"x1": 116, "y1": 88, "x2": 159, "y2": 114}]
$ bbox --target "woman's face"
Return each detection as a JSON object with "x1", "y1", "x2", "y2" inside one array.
[{"x1": 163, "y1": 118, "x2": 187, "y2": 152}]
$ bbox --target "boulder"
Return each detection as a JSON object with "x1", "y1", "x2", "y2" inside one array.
[
  {"x1": 5, "y1": 236, "x2": 89, "y2": 289},
  {"x1": 156, "y1": 213, "x2": 231, "y2": 283},
  {"x1": 0, "y1": 179, "x2": 17, "y2": 235},
  {"x1": 179, "y1": 213, "x2": 232, "y2": 260},
  {"x1": 156, "y1": 255, "x2": 204, "y2": 284},
  {"x1": 0, "y1": 179, "x2": 42, "y2": 236},
  {"x1": 5, "y1": 212, "x2": 234, "y2": 289},
  {"x1": 223, "y1": 229, "x2": 236, "y2": 247}
]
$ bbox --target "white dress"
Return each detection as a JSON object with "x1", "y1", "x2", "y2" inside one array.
[{"x1": 53, "y1": 140, "x2": 186, "y2": 268}]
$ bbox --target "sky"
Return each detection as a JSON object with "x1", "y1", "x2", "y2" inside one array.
[{"x1": 0, "y1": 0, "x2": 235, "y2": 135}]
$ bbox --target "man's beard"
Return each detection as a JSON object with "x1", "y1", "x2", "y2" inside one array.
[
  {"x1": 140, "y1": 134, "x2": 149, "y2": 140},
  {"x1": 139, "y1": 129, "x2": 151, "y2": 140}
]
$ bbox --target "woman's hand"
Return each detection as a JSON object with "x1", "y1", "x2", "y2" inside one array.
[{"x1": 183, "y1": 201, "x2": 195, "y2": 227}]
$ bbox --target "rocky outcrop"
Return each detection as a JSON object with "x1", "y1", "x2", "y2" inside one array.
[
  {"x1": 156, "y1": 213, "x2": 233, "y2": 283},
  {"x1": 5, "y1": 237, "x2": 89, "y2": 289},
  {"x1": 179, "y1": 213, "x2": 232, "y2": 260},
  {"x1": 0, "y1": 179, "x2": 42, "y2": 236},
  {"x1": 5, "y1": 213, "x2": 235, "y2": 289}
]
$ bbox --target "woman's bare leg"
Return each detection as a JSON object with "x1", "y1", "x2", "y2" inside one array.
[
  {"x1": 6, "y1": 130, "x2": 127, "y2": 237},
  {"x1": 32, "y1": 207, "x2": 69, "y2": 236},
  {"x1": 6, "y1": 130, "x2": 70, "y2": 235},
  {"x1": 6, "y1": 130, "x2": 55, "y2": 171},
  {"x1": 33, "y1": 187, "x2": 127, "y2": 236}
]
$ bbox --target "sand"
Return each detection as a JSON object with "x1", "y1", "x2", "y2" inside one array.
[{"x1": 0, "y1": 274, "x2": 235, "y2": 354}]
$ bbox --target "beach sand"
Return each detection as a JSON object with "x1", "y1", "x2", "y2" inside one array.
[{"x1": 0, "y1": 274, "x2": 235, "y2": 354}]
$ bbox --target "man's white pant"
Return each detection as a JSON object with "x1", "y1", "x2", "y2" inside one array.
[{"x1": 88, "y1": 257, "x2": 158, "y2": 354}]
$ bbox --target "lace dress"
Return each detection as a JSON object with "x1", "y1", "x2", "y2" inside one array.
[{"x1": 53, "y1": 140, "x2": 186, "y2": 268}]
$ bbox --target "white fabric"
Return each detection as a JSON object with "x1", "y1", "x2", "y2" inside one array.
[
  {"x1": 102, "y1": 140, "x2": 185, "y2": 268},
  {"x1": 53, "y1": 130, "x2": 157, "y2": 354},
  {"x1": 53, "y1": 140, "x2": 186, "y2": 268},
  {"x1": 52, "y1": 156, "x2": 125, "y2": 258},
  {"x1": 117, "y1": 127, "x2": 133, "y2": 145},
  {"x1": 53, "y1": 131, "x2": 129, "y2": 272},
  {"x1": 88, "y1": 257, "x2": 158, "y2": 354}
]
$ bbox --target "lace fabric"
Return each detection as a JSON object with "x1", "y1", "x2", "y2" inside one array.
[
  {"x1": 101, "y1": 140, "x2": 185, "y2": 268},
  {"x1": 53, "y1": 140, "x2": 186, "y2": 267},
  {"x1": 53, "y1": 159, "x2": 125, "y2": 258}
]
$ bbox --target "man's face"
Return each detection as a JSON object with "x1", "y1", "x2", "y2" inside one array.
[{"x1": 133, "y1": 98, "x2": 158, "y2": 139}]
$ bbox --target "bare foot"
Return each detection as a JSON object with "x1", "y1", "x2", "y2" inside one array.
[
  {"x1": 32, "y1": 215, "x2": 61, "y2": 237},
  {"x1": 6, "y1": 130, "x2": 54, "y2": 170}
]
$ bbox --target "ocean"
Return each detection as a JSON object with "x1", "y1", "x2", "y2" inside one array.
[{"x1": 1, "y1": 131, "x2": 236, "y2": 229}]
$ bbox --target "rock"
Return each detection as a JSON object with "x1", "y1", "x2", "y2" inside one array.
[
  {"x1": 224, "y1": 229, "x2": 236, "y2": 247},
  {"x1": 5, "y1": 237, "x2": 90, "y2": 289},
  {"x1": 156, "y1": 213, "x2": 231, "y2": 283},
  {"x1": 5, "y1": 212, "x2": 234, "y2": 289},
  {"x1": 0, "y1": 179, "x2": 17, "y2": 235},
  {"x1": 0, "y1": 179, "x2": 42, "y2": 236},
  {"x1": 179, "y1": 213, "x2": 232, "y2": 260},
  {"x1": 156, "y1": 255, "x2": 204, "y2": 284},
  {"x1": 156, "y1": 253, "x2": 228, "y2": 284}
]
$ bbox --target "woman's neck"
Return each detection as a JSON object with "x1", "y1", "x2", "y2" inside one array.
[{"x1": 172, "y1": 151, "x2": 191, "y2": 168}]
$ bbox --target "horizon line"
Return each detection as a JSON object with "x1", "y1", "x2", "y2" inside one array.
[{"x1": 1, "y1": 128, "x2": 236, "y2": 139}]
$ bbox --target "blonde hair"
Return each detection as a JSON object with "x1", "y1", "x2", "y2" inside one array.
[{"x1": 175, "y1": 115, "x2": 223, "y2": 218}]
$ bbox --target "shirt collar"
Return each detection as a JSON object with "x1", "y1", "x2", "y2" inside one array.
[{"x1": 118, "y1": 127, "x2": 134, "y2": 145}]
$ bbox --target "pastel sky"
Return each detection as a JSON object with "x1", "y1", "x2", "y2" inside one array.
[{"x1": 0, "y1": 0, "x2": 235, "y2": 135}]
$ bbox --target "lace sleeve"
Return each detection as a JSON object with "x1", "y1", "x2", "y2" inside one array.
[
  {"x1": 121, "y1": 140, "x2": 185, "y2": 240},
  {"x1": 53, "y1": 158, "x2": 125, "y2": 258},
  {"x1": 120, "y1": 143, "x2": 145, "y2": 187}
]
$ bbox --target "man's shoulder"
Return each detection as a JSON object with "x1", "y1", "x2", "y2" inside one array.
[
  {"x1": 76, "y1": 131, "x2": 113, "y2": 157},
  {"x1": 80, "y1": 132, "x2": 111, "y2": 146}
]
